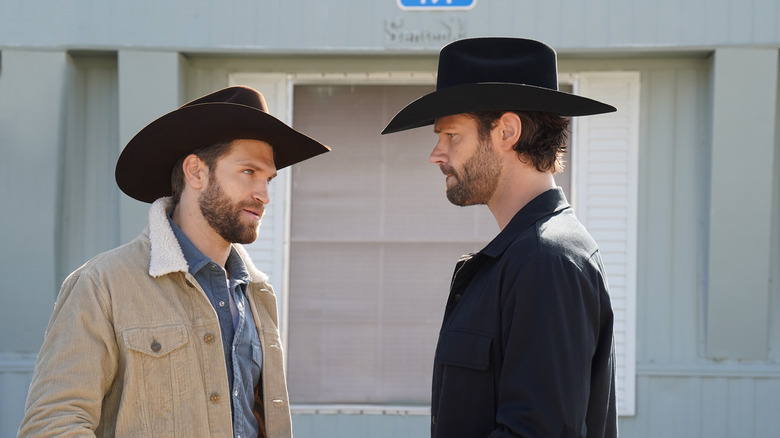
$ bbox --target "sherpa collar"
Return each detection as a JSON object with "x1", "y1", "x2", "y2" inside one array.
[{"x1": 147, "y1": 197, "x2": 269, "y2": 284}]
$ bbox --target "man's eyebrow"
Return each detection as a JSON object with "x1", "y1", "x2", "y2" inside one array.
[
  {"x1": 238, "y1": 161, "x2": 277, "y2": 178},
  {"x1": 237, "y1": 161, "x2": 263, "y2": 169}
]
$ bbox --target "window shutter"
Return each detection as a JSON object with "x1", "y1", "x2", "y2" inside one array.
[{"x1": 574, "y1": 71, "x2": 640, "y2": 416}]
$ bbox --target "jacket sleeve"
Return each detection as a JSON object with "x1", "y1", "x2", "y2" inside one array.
[
  {"x1": 18, "y1": 268, "x2": 119, "y2": 437},
  {"x1": 488, "y1": 252, "x2": 603, "y2": 438}
]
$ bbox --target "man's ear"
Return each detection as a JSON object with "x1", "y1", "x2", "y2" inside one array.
[
  {"x1": 495, "y1": 112, "x2": 522, "y2": 151},
  {"x1": 181, "y1": 154, "x2": 208, "y2": 190}
]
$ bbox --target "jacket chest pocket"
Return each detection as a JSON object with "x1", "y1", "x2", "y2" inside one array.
[
  {"x1": 433, "y1": 329, "x2": 495, "y2": 431},
  {"x1": 122, "y1": 324, "x2": 195, "y2": 403},
  {"x1": 435, "y1": 330, "x2": 492, "y2": 370}
]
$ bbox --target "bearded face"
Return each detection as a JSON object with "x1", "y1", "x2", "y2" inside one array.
[
  {"x1": 198, "y1": 173, "x2": 265, "y2": 244},
  {"x1": 440, "y1": 136, "x2": 502, "y2": 206}
]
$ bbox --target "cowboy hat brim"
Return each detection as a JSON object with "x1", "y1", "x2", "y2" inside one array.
[
  {"x1": 381, "y1": 82, "x2": 617, "y2": 134},
  {"x1": 116, "y1": 101, "x2": 330, "y2": 203}
]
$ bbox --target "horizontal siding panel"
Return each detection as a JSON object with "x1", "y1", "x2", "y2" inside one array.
[
  {"x1": 292, "y1": 411, "x2": 430, "y2": 438},
  {"x1": 3, "y1": 0, "x2": 780, "y2": 51},
  {"x1": 620, "y1": 375, "x2": 780, "y2": 438},
  {"x1": 0, "y1": 354, "x2": 36, "y2": 437}
]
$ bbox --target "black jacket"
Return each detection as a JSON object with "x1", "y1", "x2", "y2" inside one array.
[{"x1": 431, "y1": 188, "x2": 618, "y2": 438}]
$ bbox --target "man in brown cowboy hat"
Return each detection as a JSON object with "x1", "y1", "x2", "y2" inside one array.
[
  {"x1": 19, "y1": 86, "x2": 329, "y2": 438},
  {"x1": 383, "y1": 37, "x2": 618, "y2": 437}
]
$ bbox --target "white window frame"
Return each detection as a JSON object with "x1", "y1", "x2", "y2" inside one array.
[
  {"x1": 229, "y1": 70, "x2": 639, "y2": 416},
  {"x1": 229, "y1": 72, "x2": 437, "y2": 354},
  {"x1": 229, "y1": 73, "x2": 296, "y2": 350}
]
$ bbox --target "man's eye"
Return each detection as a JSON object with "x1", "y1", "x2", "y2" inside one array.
[{"x1": 243, "y1": 169, "x2": 254, "y2": 174}]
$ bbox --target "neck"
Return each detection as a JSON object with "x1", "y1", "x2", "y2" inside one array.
[
  {"x1": 171, "y1": 200, "x2": 232, "y2": 268},
  {"x1": 487, "y1": 164, "x2": 556, "y2": 231}
]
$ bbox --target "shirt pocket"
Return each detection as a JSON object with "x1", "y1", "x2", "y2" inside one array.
[
  {"x1": 435, "y1": 329, "x2": 492, "y2": 370},
  {"x1": 122, "y1": 323, "x2": 196, "y2": 431}
]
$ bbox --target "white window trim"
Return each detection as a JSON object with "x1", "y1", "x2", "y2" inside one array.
[
  {"x1": 229, "y1": 73, "x2": 296, "y2": 352},
  {"x1": 229, "y1": 71, "x2": 639, "y2": 417},
  {"x1": 289, "y1": 71, "x2": 437, "y2": 85},
  {"x1": 227, "y1": 72, "x2": 436, "y2": 364}
]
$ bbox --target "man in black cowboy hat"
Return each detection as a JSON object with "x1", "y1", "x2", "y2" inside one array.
[
  {"x1": 383, "y1": 38, "x2": 618, "y2": 437},
  {"x1": 19, "y1": 86, "x2": 329, "y2": 438}
]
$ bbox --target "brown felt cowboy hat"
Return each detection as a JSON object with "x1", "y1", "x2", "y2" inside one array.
[
  {"x1": 381, "y1": 37, "x2": 616, "y2": 134},
  {"x1": 116, "y1": 86, "x2": 330, "y2": 203}
]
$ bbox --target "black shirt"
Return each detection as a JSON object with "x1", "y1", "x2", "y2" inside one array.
[{"x1": 431, "y1": 188, "x2": 618, "y2": 438}]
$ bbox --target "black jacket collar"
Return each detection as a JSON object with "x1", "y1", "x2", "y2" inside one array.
[{"x1": 481, "y1": 187, "x2": 571, "y2": 259}]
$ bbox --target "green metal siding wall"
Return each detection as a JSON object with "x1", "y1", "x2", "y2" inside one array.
[
  {"x1": 2, "y1": 47, "x2": 780, "y2": 438},
  {"x1": 2, "y1": 0, "x2": 779, "y2": 53}
]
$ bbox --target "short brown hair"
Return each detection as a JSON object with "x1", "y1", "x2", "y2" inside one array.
[
  {"x1": 468, "y1": 110, "x2": 570, "y2": 173},
  {"x1": 170, "y1": 141, "x2": 233, "y2": 205}
]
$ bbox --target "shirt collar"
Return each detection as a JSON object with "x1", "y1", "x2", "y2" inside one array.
[
  {"x1": 168, "y1": 216, "x2": 252, "y2": 283},
  {"x1": 480, "y1": 187, "x2": 571, "y2": 259},
  {"x1": 225, "y1": 247, "x2": 252, "y2": 284}
]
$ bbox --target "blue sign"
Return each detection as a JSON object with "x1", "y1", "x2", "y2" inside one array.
[{"x1": 397, "y1": 0, "x2": 476, "y2": 11}]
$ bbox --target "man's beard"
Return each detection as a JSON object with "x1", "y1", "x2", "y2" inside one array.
[
  {"x1": 199, "y1": 176, "x2": 264, "y2": 244},
  {"x1": 441, "y1": 137, "x2": 502, "y2": 206}
]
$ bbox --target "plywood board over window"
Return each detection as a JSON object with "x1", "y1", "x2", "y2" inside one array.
[{"x1": 287, "y1": 84, "x2": 496, "y2": 404}]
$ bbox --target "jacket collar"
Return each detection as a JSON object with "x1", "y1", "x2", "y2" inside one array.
[
  {"x1": 480, "y1": 187, "x2": 571, "y2": 259},
  {"x1": 147, "y1": 197, "x2": 268, "y2": 284}
]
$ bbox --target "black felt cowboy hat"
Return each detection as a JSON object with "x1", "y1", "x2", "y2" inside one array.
[
  {"x1": 382, "y1": 37, "x2": 616, "y2": 134},
  {"x1": 116, "y1": 86, "x2": 330, "y2": 203}
]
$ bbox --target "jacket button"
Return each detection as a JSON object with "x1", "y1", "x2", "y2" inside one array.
[
  {"x1": 151, "y1": 341, "x2": 161, "y2": 352},
  {"x1": 431, "y1": 415, "x2": 437, "y2": 424},
  {"x1": 454, "y1": 293, "x2": 462, "y2": 302},
  {"x1": 203, "y1": 333, "x2": 215, "y2": 343},
  {"x1": 209, "y1": 392, "x2": 221, "y2": 403}
]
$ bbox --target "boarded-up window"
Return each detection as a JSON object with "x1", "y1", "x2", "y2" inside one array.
[
  {"x1": 286, "y1": 85, "x2": 496, "y2": 403},
  {"x1": 284, "y1": 75, "x2": 639, "y2": 415}
]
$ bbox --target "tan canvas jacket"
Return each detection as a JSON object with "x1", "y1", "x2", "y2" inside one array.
[{"x1": 18, "y1": 198, "x2": 292, "y2": 438}]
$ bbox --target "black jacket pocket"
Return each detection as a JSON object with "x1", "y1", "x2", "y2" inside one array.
[{"x1": 435, "y1": 330, "x2": 492, "y2": 370}]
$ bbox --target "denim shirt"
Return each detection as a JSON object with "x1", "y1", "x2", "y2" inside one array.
[{"x1": 169, "y1": 217, "x2": 263, "y2": 438}]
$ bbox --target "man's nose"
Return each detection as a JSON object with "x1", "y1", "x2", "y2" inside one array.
[
  {"x1": 253, "y1": 181, "x2": 270, "y2": 205},
  {"x1": 429, "y1": 141, "x2": 448, "y2": 165}
]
